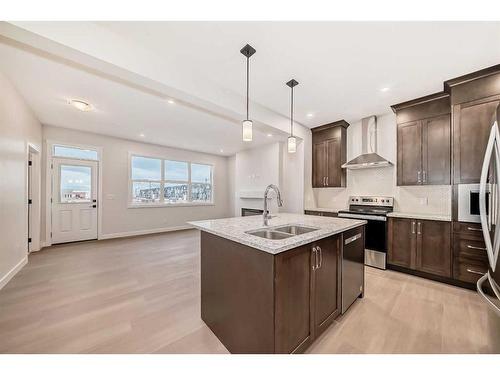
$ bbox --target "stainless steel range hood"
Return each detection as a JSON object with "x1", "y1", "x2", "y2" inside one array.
[{"x1": 341, "y1": 116, "x2": 393, "y2": 169}]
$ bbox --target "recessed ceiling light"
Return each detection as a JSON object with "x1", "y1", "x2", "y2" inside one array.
[
  {"x1": 380, "y1": 87, "x2": 390, "y2": 92},
  {"x1": 220, "y1": 149, "x2": 224, "y2": 153},
  {"x1": 139, "y1": 133, "x2": 145, "y2": 138},
  {"x1": 167, "y1": 99, "x2": 175, "y2": 104},
  {"x1": 306, "y1": 113, "x2": 314, "y2": 118},
  {"x1": 267, "y1": 133, "x2": 273, "y2": 137},
  {"x1": 69, "y1": 99, "x2": 91, "y2": 111}
]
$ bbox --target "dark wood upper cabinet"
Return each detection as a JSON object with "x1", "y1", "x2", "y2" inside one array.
[
  {"x1": 397, "y1": 121, "x2": 422, "y2": 186},
  {"x1": 392, "y1": 93, "x2": 451, "y2": 186},
  {"x1": 422, "y1": 114, "x2": 451, "y2": 185},
  {"x1": 452, "y1": 98, "x2": 500, "y2": 184},
  {"x1": 444, "y1": 65, "x2": 500, "y2": 184},
  {"x1": 388, "y1": 217, "x2": 451, "y2": 278},
  {"x1": 311, "y1": 120, "x2": 348, "y2": 188}
]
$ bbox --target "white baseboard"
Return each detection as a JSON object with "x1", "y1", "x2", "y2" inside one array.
[
  {"x1": 99, "y1": 225, "x2": 193, "y2": 240},
  {"x1": 0, "y1": 256, "x2": 28, "y2": 290}
]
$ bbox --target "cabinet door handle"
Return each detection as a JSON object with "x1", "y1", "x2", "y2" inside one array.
[
  {"x1": 417, "y1": 171, "x2": 421, "y2": 183},
  {"x1": 312, "y1": 247, "x2": 317, "y2": 270},
  {"x1": 423, "y1": 170, "x2": 427, "y2": 183},
  {"x1": 323, "y1": 177, "x2": 326, "y2": 186},
  {"x1": 466, "y1": 268, "x2": 484, "y2": 276},
  {"x1": 411, "y1": 221, "x2": 416, "y2": 234},
  {"x1": 467, "y1": 245, "x2": 487, "y2": 251},
  {"x1": 467, "y1": 227, "x2": 482, "y2": 232},
  {"x1": 318, "y1": 246, "x2": 323, "y2": 269},
  {"x1": 417, "y1": 222, "x2": 422, "y2": 235},
  {"x1": 326, "y1": 176, "x2": 329, "y2": 186}
]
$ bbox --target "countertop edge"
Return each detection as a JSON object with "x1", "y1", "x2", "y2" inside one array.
[
  {"x1": 386, "y1": 212, "x2": 452, "y2": 222},
  {"x1": 189, "y1": 221, "x2": 367, "y2": 255}
]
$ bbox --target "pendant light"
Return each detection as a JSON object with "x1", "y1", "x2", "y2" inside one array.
[
  {"x1": 240, "y1": 44, "x2": 256, "y2": 142},
  {"x1": 286, "y1": 79, "x2": 299, "y2": 153}
]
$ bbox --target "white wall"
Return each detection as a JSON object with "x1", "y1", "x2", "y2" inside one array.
[
  {"x1": 307, "y1": 112, "x2": 451, "y2": 215},
  {"x1": 41, "y1": 126, "x2": 232, "y2": 242},
  {"x1": 0, "y1": 72, "x2": 42, "y2": 288},
  {"x1": 232, "y1": 140, "x2": 306, "y2": 217}
]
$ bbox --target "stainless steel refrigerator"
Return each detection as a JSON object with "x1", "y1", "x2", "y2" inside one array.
[{"x1": 477, "y1": 103, "x2": 500, "y2": 318}]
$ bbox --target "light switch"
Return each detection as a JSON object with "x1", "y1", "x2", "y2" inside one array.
[{"x1": 419, "y1": 197, "x2": 428, "y2": 205}]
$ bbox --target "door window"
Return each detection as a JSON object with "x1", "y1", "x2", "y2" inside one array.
[{"x1": 59, "y1": 165, "x2": 92, "y2": 203}]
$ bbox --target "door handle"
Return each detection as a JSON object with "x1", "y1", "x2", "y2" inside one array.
[
  {"x1": 411, "y1": 221, "x2": 416, "y2": 234},
  {"x1": 91, "y1": 204, "x2": 97, "y2": 208},
  {"x1": 417, "y1": 222, "x2": 422, "y2": 235}
]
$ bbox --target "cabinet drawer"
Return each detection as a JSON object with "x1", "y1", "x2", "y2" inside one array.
[
  {"x1": 453, "y1": 258, "x2": 488, "y2": 284},
  {"x1": 304, "y1": 210, "x2": 337, "y2": 217},
  {"x1": 452, "y1": 222, "x2": 483, "y2": 238},
  {"x1": 453, "y1": 236, "x2": 488, "y2": 261}
]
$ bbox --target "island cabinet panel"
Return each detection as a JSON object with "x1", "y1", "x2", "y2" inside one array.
[
  {"x1": 201, "y1": 230, "x2": 348, "y2": 354},
  {"x1": 200, "y1": 232, "x2": 275, "y2": 354},
  {"x1": 388, "y1": 218, "x2": 452, "y2": 279},
  {"x1": 274, "y1": 245, "x2": 314, "y2": 354},
  {"x1": 313, "y1": 236, "x2": 340, "y2": 337}
]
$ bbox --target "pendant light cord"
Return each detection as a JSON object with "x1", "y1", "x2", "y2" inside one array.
[
  {"x1": 290, "y1": 85, "x2": 294, "y2": 137},
  {"x1": 246, "y1": 56, "x2": 249, "y2": 121}
]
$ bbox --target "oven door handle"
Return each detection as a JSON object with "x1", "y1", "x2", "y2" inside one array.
[{"x1": 338, "y1": 213, "x2": 386, "y2": 222}]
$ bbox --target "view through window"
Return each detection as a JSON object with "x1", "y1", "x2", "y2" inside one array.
[{"x1": 130, "y1": 156, "x2": 213, "y2": 205}]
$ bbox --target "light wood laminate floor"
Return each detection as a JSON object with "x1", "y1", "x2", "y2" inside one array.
[{"x1": 0, "y1": 229, "x2": 499, "y2": 354}]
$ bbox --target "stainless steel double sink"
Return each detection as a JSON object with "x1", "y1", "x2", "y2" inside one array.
[{"x1": 245, "y1": 224, "x2": 319, "y2": 240}]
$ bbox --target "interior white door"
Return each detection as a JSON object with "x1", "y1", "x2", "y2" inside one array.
[{"x1": 52, "y1": 158, "x2": 98, "y2": 244}]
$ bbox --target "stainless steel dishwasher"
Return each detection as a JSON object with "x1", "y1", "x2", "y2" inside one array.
[{"x1": 342, "y1": 226, "x2": 365, "y2": 314}]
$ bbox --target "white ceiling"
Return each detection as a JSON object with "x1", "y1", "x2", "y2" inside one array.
[
  {"x1": 2, "y1": 21, "x2": 500, "y2": 155},
  {"x1": 0, "y1": 39, "x2": 286, "y2": 156}
]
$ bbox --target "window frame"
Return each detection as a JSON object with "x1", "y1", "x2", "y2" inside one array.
[{"x1": 128, "y1": 153, "x2": 214, "y2": 208}]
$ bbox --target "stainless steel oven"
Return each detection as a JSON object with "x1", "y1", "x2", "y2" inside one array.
[
  {"x1": 458, "y1": 184, "x2": 490, "y2": 223},
  {"x1": 338, "y1": 196, "x2": 393, "y2": 270}
]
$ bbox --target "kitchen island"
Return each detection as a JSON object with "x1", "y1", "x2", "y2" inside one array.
[{"x1": 189, "y1": 213, "x2": 366, "y2": 354}]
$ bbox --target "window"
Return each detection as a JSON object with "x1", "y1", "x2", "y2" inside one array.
[
  {"x1": 130, "y1": 155, "x2": 213, "y2": 206},
  {"x1": 53, "y1": 145, "x2": 98, "y2": 160},
  {"x1": 60, "y1": 165, "x2": 92, "y2": 203}
]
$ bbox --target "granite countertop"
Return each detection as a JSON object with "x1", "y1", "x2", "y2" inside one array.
[
  {"x1": 188, "y1": 213, "x2": 366, "y2": 255},
  {"x1": 387, "y1": 212, "x2": 452, "y2": 222}
]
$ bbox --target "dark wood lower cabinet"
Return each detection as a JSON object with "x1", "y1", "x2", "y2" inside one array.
[
  {"x1": 388, "y1": 217, "x2": 415, "y2": 269},
  {"x1": 417, "y1": 220, "x2": 451, "y2": 277},
  {"x1": 274, "y1": 245, "x2": 314, "y2": 353},
  {"x1": 313, "y1": 236, "x2": 340, "y2": 337},
  {"x1": 201, "y1": 229, "x2": 350, "y2": 354},
  {"x1": 388, "y1": 218, "x2": 452, "y2": 278}
]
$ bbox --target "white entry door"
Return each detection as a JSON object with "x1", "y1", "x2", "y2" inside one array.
[{"x1": 52, "y1": 158, "x2": 98, "y2": 244}]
